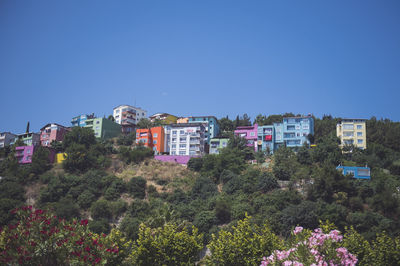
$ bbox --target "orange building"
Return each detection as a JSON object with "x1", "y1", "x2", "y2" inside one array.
[{"x1": 136, "y1": 126, "x2": 165, "y2": 154}]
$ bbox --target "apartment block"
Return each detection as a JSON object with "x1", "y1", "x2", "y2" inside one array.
[
  {"x1": 209, "y1": 138, "x2": 229, "y2": 154},
  {"x1": 149, "y1": 113, "x2": 178, "y2": 124},
  {"x1": 40, "y1": 123, "x2": 69, "y2": 147},
  {"x1": 336, "y1": 119, "x2": 367, "y2": 150},
  {"x1": 169, "y1": 123, "x2": 205, "y2": 156},
  {"x1": 113, "y1": 105, "x2": 147, "y2": 134},
  {"x1": 136, "y1": 126, "x2": 165, "y2": 154},
  {"x1": 84, "y1": 117, "x2": 121, "y2": 139},
  {"x1": 0, "y1": 132, "x2": 16, "y2": 148},
  {"x1": 71, "y1": 113, "x2": 95, "y2": 127},
  {"x1": 187, "y1": 116, "x2": 220, "y2": 144},
  {"x1": 13, "y1": 132, "x2": 41, "y2": 146},
  {"x1": 15, "y1": 145, "x2": 35, "y2": 164},
  {"x1": 234, "y1": 124, "x2": 258, "y2": 151},
  {"x1": 282, "y1": 116, "x2": 314, "y2": 147},
  {"x1": 257, "y1": 125, "x2": 275, "y2": 154}
]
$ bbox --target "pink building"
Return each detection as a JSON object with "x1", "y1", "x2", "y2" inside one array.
[
  {"x1": 40, "y1": 123, "x2": 69, "y2": 147},
  {"x1": 15, "y1": 145, "x2": 56, "y2": 164},
  {"x1": 15, "y1": 145, "x2": 35, "y2": 164},
  {"x1": 234, "y1": 124, "x2": 258, "y2": 151}
]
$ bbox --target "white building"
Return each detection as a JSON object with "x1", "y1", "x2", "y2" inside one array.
[
  {"x1": 0, "y1": 132, "x2": 17, "y2": 148},
  {"x1": 113, "y1": 105, "x2": 147, "y2": 134},
  {"x1": 169, "y1": 123, "x2": 205, "y2": 156}
]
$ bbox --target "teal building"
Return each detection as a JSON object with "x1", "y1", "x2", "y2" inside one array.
[{"x1": 85, "y1": 118, "x2": 121, "y2": 139}]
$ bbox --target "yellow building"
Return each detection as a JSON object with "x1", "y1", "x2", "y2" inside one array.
[
  {"x1": 56, "y1": 153, "x2": 67, "y2": 164},
  {"x1": 149, "y1": 113, "x2": 178, "y2": 124},
  {"x1": 336, "y1": 119, "x2": 366, "y2": 150},
  {"x1": 176, "y1": 117, "x2": 189, "y2": 123}
]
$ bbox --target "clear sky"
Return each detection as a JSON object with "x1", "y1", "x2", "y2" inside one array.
[{"x1": 1, "y1": 0, "x2": 400, "y2": 133}]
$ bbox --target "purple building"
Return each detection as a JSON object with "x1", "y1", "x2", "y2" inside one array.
[
  {"x1": 234, "y1": 124, "x2": 258, "y2": 151},
  {"x1": 15, "y1": 145, "x2": 35, "y2": 164}
]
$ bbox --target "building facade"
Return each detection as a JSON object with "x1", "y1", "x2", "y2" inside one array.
[
  {"x1": 209, "y1": 138, "x2": 229, "y2": 154},
  {"x1": 0, "y1": 132, "x2": 16, "y2": 148},
  {"x1": 282, "y1": 116, "x2": 314, "y2": 148},
  {"x1": 169, "y1": 123, "x2": 205, "y2": 156},
  {"x1": 234, "y1": 124, "x2": 258, "y2": 151},
  {"x1": 71, "y1": 114, "x2": 95, "y2": 127},
  {"x1": 13, "y1": 132, "x2": 41, "y2": 146},
  {"x1": 149, "y1": 113, "x2": 178, "y2": 124},
  {"x1": 113, "y1": 105, "x2": 147, "y2": 134},
  {"x1": 257, "y1": 125, "x2": 275, "y2": 153},
  {"x1": 40, "y1": 123, "x2": 69, "y2": 147},
  {"x1": 84, "y1": 118, "x2": 121, "y2": 139},
  {"x1": 336, "y1": 119, "x2": 367, "y2": 150},
  {"x1": 15, "y1": 145, "x2": 35, "y2": 164},
  {"x1": 187, "y1": 116, "x2": 220, "y2": 144},
  {"x1": 136, "y1": 126, "x2": 165, "y2": 154},
  {"x1": 336, "y1": 165, "x2": 371, "y2": 179}
]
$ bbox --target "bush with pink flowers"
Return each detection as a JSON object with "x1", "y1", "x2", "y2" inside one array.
[
  {"x1": 0, "y1": 206, "x2": 123, "y2": 265},
  {"x1": 260, "y1": 226, "x2": 357, "y2": 266}
]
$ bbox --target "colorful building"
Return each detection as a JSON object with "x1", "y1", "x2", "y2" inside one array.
[
  {"x1": 15, "y1": 145, "x2": 35, "y2": 164},
  {"x1": 136, "y1": 126, "x2": 165, "y2": 154},
  {"x1": 169, "y1": 123, "x2": 205, "y2": 156},
  {"x1": 13, "y1": 132, "x2": 41, "y2": 146},
  {"x1": 336, "y1": 119, "x2": 367, "y2": 150},
  {"x1": 282, "y1": 116, "x2": 314, "y2": 148},
  {"x1": 209, "y1": 138, "x2": 229, "y2": 154},
  {"x1": 84, "y1": 118, "x2": 121, "y2": 139},
  {"x1": 177, "y1": 117, "x2": 189, "y2": 123},
  {"x1": 234, "y1": 124, "x2": 258, "y2": 151},
  {"x1": 336, "y1": 165, "x2": 371, "y2": 179},
  {"x1": 257, "y1": 125, "x2": 275, "y2": 154},
  {"x1": 40, "y1": 123, "x2": 69, "y2": 147},
  {"x1": 149, "y1": 113, "x2": 178, "y2": 124},
  {"x1": 71, "y1": 113, "x2": 95, "y2": 127},
  {"x1": 56, "y1": 153, "x2": 67, "y2": 164},
  {"x1": 113, "y1": 105, "x2": 147, "y2": 134},
  {"x1": 187, "y1": 116, "x2": 220, "y2": 144},
  {"x1": 0, "y1": 132, "x2": 16, "y2": 148}
]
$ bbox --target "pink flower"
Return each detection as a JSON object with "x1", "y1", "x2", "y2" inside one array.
[{"x1": 294, "y1": 226, "x2": 303, "y2": 235}]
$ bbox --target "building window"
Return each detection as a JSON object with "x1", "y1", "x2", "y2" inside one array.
[
  {"x1": 179, "y1": 151, "x2": 186, "y2": 155},
  {"x1": 172, "y1": 144, "x2": 176, "y2": 148},
  {"x1": 96, "y1": 121, "x2": 100, "y2": 124},
  {"x1": 357, "y1": 125, "x2": 362, "y2": 129},
  {"x1": 357, "y1": 139, "x2": 363, "y2": 144},
  {"x1": 172, "y1": 138, "x2": 176, "y2": 142},
  {"x1": 357, "y1": 132, "x2": 362, "y2": 136},
  {"x1": 250, "y1": 132, "x2": 255, "y2": 136},
  {"x1": 179, "y1": 144, "x2": 186, "y2": 148},
  {"x1": 172, "y1": 130, "x2": 177, "y2": 135},
  {"x1": 343, "y1": 132, "x2": 354, "y2": 137},
  {"x1": 153, "y1": 140, "x2": 157, "y2": 144},
  {"x1": 180, "y1": 130, "x2": 184, "y2": 134},
  {"x1": 343, "y1": 124, "x2": 354, "y2": 130},
  {"x1": 287, "y1": 125, "x2": 295, "y2": 130},
  {"x1": 153, "y1": 133, "x2": 158, "y2": 138},
  {"x1": 180, "y1": 137, "x2": 186, "y2": 142},
  {"x1": 171, "y1": 151, "x2": 176, "y2": 155}
]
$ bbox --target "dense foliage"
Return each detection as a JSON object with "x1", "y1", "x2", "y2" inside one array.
[{"x1": 0, "y1": 114, "x2": 400, "y2": 264}]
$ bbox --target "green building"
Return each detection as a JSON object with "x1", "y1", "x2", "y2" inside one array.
[
  {"x1": 209, "y1": 138, "x2": 229, "y2": 154},
  {"x1": 85, "y1": 118, "x2": 121, "y2": 139}
]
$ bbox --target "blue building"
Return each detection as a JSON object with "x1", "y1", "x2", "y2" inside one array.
[
  {"x1": 71, "y1": 113, "x2": 95, "y2": 127},
  {"x1": 257, "y1": 125, "x2": 275, "y2": 154},
  {"x1": 188, "y1": 116, "x2": 220, "y2": 144},
  {"x1": 282, "y1": 116, "x2": 314, "y2": 148},
  {"x1": 336, "y1": 165, "x2": 371, "y2": 179}
]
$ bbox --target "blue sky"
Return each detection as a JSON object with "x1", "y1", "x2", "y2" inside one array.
[{"x1": 1, "y1": 0, "x2": 399, "y2": 133}]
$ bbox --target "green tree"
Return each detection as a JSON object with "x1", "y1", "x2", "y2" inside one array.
[
  {"x1": 206, "y1": 215, "x2": 283, "y2": 266},
  {"x1": 129, "y1": 223, "x2": 203, "y2": 265}
]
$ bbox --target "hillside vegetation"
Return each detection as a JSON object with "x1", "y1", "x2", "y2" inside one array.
[{"x1": 1, "y1": 114, "x2": 400, "y2": 265}]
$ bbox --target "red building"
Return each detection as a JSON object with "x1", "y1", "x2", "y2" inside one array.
[
  {"x1": 40, "y1": 123, "x2": 70, "y2": 147},
  {"x1": 136, "y1": 126, "x2": 165, "y2": 154}
]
